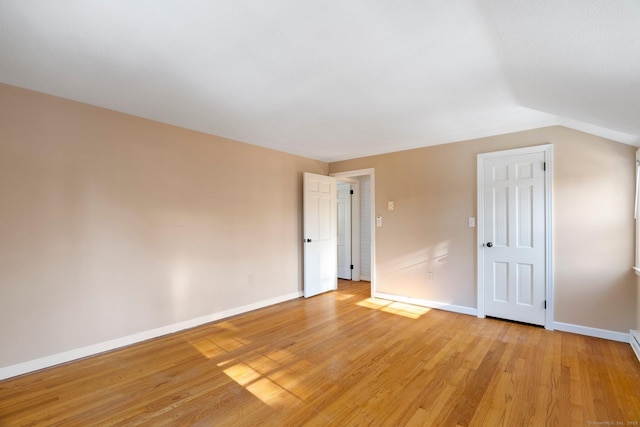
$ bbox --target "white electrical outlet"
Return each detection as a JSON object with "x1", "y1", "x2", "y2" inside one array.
[
  {"x1": 468, "y1": 217, "x2": 475, "y2": 227},
  {"x1": 376, "y1": 216, "x2": 382, "y2": 227}
]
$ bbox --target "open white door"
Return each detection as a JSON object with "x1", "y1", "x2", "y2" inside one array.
[
  {"x1": 303, "y1": 172, "x2": 337, "y2": 298},
  {"x1": 337, "y1": 182, "x2": 352, "y2": 280}
]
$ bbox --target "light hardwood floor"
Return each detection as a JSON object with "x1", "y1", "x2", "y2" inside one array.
[{"x1": 1, "y1": 280, "x2": 639, "y2": 426}]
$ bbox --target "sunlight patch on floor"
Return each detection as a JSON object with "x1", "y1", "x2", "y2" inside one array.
[
  {"x1": 382, "y1": 301, "x2": 431, "y2": 319},
  {"x1": 334, "y1": 293, "x2": 355, "y2": 301},
  {"x1": 357, "y1": 298, "x2": 389, "y2": 310},
  {"x1": 357, "y1": 298, "x2": 431, "y2": 319},
  {"x1": 190, "y1": 339, "x2": 228, "y2": 359},
  {"x1": 246, "y1": 377, "x2": 302, "y2": 408},
  {"x1": 245, "y1": 353, "x2": 283, "y2": 374},
  {"x1": 190, "y1": 335, "x2": 250, "y2": 358},
  {"x1": 222, "y1": 359, "x2": 306, "y2": 408},
  {"x1": 223, "y1": 363, "x2": 262, "y2": 386}
]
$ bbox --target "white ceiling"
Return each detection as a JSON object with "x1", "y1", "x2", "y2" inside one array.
[{"x1": 1, "y1": 1, "x2": 638, "y2": 162}]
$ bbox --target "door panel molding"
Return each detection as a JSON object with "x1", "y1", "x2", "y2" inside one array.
[
  {"x1": 303, "y1": 172, "x2": 337, "y2": 298},
  {"x1": 477, "y1": 145, "x2": 554, "y2": 329}
]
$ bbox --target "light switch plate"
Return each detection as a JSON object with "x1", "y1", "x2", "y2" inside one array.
[
  {"x1": 468, "y1": 217, "x2": 475, "y2": 227},
  {"x1": 388, "y1": 201, "x2": 394, "y2": 210}
]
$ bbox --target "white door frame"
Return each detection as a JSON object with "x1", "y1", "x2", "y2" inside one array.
[
  {"x1": 477, "y1": 145, "x2": 554, "y2": 330},
  {"x1": 331, "y1": 168, "x2": 376, "y2": 297}
]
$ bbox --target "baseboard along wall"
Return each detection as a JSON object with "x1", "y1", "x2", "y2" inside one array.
[
  {"x1": 374, "y1": 292, "x2": 631, "y2": 345},
  {"x1": 0, "y1": 291, "x2": 302, "y2": 381},
  {"x1": 2, "y1": 291, "x2": 633, "y2": 381}
]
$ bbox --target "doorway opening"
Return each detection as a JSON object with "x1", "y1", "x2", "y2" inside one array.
[{"x1": 331, "y1": 169, "x2": 376, "y2": 297}]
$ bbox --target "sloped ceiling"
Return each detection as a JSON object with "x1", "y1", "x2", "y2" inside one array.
[{"x1": 0, "y1": 1, "x2": 638, "y2": 162}]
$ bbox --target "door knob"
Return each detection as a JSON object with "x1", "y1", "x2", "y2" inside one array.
[
  {"x1": 306, "y1": 238, "x2": 312, "y2": 243},
  {"x1": 485, "y1": 242, "x2": 493, "y2": 247}
]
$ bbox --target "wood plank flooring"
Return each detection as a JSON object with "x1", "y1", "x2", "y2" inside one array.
[{"x1": 1, "y1": 280, "x2": 639, "y2": 426}]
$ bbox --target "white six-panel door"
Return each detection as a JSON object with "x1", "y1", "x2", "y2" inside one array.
[
  {"x1": 479, "y1": 148, "x2": 548, "y2": 326},
  {"x1": 303, "y1": 172, "x2": 337, "y2": 298}
]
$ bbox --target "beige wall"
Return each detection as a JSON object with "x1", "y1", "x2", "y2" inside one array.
[
  {"x1": 0, "y1": 83, "x2": 327, "y2": 368},
  {"x1": 330, "y1": 127, "x2": 637, "y2": 333},
  {"x1": 1, "y1": 83, "x2": 636, "y2": 371}
]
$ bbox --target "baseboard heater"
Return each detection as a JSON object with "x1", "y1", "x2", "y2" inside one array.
[{"x1": 631, "y1": 330, "x2": 640, "y2": 362}]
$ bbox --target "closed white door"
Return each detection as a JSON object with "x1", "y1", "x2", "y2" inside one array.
[
  {"x1": 303, "y1": 172, "x2": 337, "y2": 298},
  {"x1": 337, "y1": 182, "x2": 352, "y2": 279},
  {"x1": 480, "y1": 149, "x2": 547, "y2": 325}
]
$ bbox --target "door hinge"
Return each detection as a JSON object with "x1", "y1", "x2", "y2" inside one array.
[
  {"x1": 543, "y1": 162, "x2": 546, "y2": 171},
  {"x1": 350, "y1": 189, "x2": 354, "y2": 195},
  {"x1": 350, "y1": 264, "x2": 354, "y2": 270},
  {"x1": 544, "y1": 300, "x2": 547, "y2": 309}
]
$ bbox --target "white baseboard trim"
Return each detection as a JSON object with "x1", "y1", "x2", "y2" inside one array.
[
  {"x1": 375, "y1": 292, "x2": 477, "y2": 317},
  {"x1": 553, "y1": 321, "x2": 630, "y2": 343},
  {"x1": 630, "y1": 330, "x2": 640, "y2": 362},
  {"x1": 0, "y1": 291, "x2": 302, "y2": 381}
]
